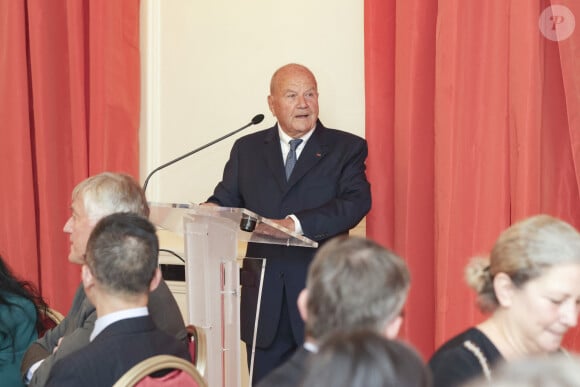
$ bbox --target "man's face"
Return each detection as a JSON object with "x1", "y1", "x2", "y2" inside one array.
[
  {"x1": 63, "y1": 195, "x2": 97, "y2": 265},
  {"x1": 268, "y1": 66, "x2": 319, "y2": 138}
]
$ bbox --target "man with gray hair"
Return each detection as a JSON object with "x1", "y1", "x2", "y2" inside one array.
[
  {"x1": 257, "y1": 235, "x2": 411, "y2": 387},
  {"x1": 45, "y1": 213, "x2": 191, "y2": 386},
  {"x1": 21, "y1": 172, "x2": 186, "y2": 386}
]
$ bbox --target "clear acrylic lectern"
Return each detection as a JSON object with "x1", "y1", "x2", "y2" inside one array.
[{"x1": 149, "y1": 203, "x2": 317, "y2": 387}]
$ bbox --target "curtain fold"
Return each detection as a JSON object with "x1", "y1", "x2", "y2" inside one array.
[
  {"x1": 365, "y1": 0, "x2": 437, "y2": 357},
  {"x1": 365, "y1": 0, "x2": 580, "y2": 357},
  {"x1": 0, "y1": 0, "x2": 140, "y2": 313},
  {"x1": 0, "y1": 0, "x2": 40, "y2": 294},
  {"x1": 433, "y1": 0, "x2": 513, "y2": 346},
  {"x1": 556, "y1": 0, "x2": 580, "y2": 196}
]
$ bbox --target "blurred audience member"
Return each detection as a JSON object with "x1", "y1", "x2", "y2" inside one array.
[
  {"x1": 302, "y1": 329, "x2": 431, "y2": 387},
  {"x1": 21, "y1": 172, "x2": 185, "y2": 386},
  {"x1": 45, "y1": 213, "x2": 190, "y2": 386},
  {"x1": 463, "y1": 353, "x2": 580, "y2": 387},
  {"x1": 0, "y1": 255, "x2": 47, "y2": 387},
  {"x1": 257, "y1": 236, "x2": 410, "y2": 387},
  {"x1": 429, "y1": 215, "x2": 580, "y2": 386}
]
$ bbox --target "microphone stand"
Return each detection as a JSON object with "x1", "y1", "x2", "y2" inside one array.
[{"x1": 143, "y1": 114, "x2": 264, "y2": 192}]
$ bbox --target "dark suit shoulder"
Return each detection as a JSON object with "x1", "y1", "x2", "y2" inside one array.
[
  {"x1": 148, "y1": 279, "x2": 186, "y2": 340},
  {"x1": 256, "y1": 347, "x2": 311, "y2": 387},
  {"x1": 316, "y1": 125, "x2": 365, "y2": 142},
  {"x1": 46, "y1": 316, "x2": 190, "y2": 387}
]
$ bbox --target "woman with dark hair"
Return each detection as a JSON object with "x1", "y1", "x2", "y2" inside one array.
[{"x1": 0, "y1": 255, "x2": 47, "y2": 386}]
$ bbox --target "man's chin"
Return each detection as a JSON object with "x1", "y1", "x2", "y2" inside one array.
[
  {"x1": 68, "y1": 253, "x2": 84, "y2": 265},
  {"x1": 541, "y1": 335, "x2": 564, "y2": 353},
  {"x1": 290, "y1": 122, "x2": 315, "y2": 135}
]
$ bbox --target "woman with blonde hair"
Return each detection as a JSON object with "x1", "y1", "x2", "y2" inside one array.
[{"x1": 429, "y1": 214, "x2": 580, "y2": 387}]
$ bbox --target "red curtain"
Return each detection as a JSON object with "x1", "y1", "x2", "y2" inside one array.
[
  {"x1": 0, "y1": 0, "x2": 140, "y2": 313},
  {"x1": 365, "y1": 0, "x2": 580, "y2": 357}
]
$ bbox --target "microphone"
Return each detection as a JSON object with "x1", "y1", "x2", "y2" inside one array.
[{"x1": 143, "y1": 114, "x2": 265, "y2": 192}]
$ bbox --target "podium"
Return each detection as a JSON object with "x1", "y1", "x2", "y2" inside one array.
[{"x1": 149, "y1": 203, "x2": 317, "y2": 387}]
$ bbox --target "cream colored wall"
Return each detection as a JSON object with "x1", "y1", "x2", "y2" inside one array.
[{"x1": 139, "y1": 0, "x2": 365, "y2": 204}]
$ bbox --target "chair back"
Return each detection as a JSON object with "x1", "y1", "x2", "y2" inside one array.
[
  {"x1": 113, "y1": 355, "x2": 207, "y2": 387},
  {"x1": 186, "y1": 324, "x2": 207, "y2": 376},
  {"x1": 38, "y1": 307, "x2": 65, "y2": 337}
]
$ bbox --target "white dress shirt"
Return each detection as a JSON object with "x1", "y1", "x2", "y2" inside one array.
[{"x1": 278, "y1": 125, "x2": 315, "y2": 235}]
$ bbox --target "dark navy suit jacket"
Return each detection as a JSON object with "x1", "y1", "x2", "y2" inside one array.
[
  {"x1": 45, "y1": 316, "x2": 191, "y2": 387},
  {"x1": 208, "y1": 120, "x2": 371, "y2": 347}
]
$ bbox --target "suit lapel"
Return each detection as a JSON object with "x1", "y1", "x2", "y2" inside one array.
[
  {"x1": 262, "y1": 127, "x2": 287, "y2": 191},
  {"x1": 262, "y1": 122, "x2": 328, "y2": 191}
]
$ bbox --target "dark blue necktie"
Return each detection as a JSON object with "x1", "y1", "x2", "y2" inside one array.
[{"x1": 285, "y1": 139, "x2": 303, "y2": 180}]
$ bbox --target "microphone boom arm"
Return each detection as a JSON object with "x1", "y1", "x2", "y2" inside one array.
[{"x1": 143, "y1": 114, "x2": 264, "y2": 193}]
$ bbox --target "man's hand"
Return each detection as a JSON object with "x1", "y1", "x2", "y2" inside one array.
[
  {"x1": 269, "y1": 218, "x2": 295, "y2": 232},
  {"x1": 199, "y1": 202, "x2": 219, "y2": 207},
  {"x1": 53, "y1": 337, "x2": 63, "y2": 354},
  {"x1": 254, "y1": 217, "x2": 296, "y2": 239}
]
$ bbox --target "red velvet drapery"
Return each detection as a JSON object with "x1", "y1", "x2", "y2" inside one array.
[
  {"x1": 0, "y1": 0, "x2": 140, "y2": 313},
  {"x1": 365, "y1": 0, "x2": 580, "y2": 357}
]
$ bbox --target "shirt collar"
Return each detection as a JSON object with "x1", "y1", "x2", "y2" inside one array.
[
  {"x1": 278, "y1": 125, "x2": 315, "y2": 146},
  {"x1": 90, "y1": 307, "x2": 149, "y2": 341}
]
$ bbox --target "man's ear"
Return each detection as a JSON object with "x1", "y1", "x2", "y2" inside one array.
[
  {"x1": 149, "y1": 267, "x2": 162, "y2": 292},
  {"x1": 81, "y1": 264, "x2": 95, "y2": 290},
  {"x1": 267, "y1": 95, "x2": 275, "y2": 116},
  {"x1": 297, "y1": 289, "x2": 309, "y2": 323},
  {"x1": 383, "y1": 315, "x2": 403, "y2": 339},
  {"x1": 494, "y1": 272, "x2": 515, "y2": 307}
]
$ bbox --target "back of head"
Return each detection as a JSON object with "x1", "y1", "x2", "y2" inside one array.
[
  {"x1": 302, "y1": 329, "x2": 431, "y2": 387},
  {"x1": 465, "y1": 214, "x2": 580, "y2": 312},
  {"x1": 72, "y1": 172, "x2": 149, "y2": 221},
  {"x1": 85, "y1": 212, "x2": 158, "y2": 296},
  {"x1": 464, "y1": 354, "x2": 580, "y2": 387},
  {"x1": 305, "y1": 236, "x2": 410, "y2": 340}
]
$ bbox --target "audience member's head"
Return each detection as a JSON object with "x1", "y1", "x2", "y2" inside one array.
[
  {"x1": 64, "y1": 172, "x2": 149, "y2": 264},
  {"x1": 299, "y1": 236, "x2": 410, "y2": 342},
  {"x1": 466, "y1": 214, "x2": 580, "y2": 314},
  {"x1": 463, "y1": 353, "x2": 580, "y2": 387},
  {"x1": 465, "y1": 214, "x2": 580, "y2": 355},
  {"x1": 301, "y1": 329, "x2": 431, "y2": 387},
  {"x1": 82, "y1": 213, "x2": 160, "y2": 307}
]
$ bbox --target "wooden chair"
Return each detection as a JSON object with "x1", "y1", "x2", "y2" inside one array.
[
  {"x1": 39, "y1": 307, "x2": 65, "y2": 337},
  {"x1": 45, "y1": 307, "x2": 65, "y2": 324},
  {"x1": 113, "y1": 355, "x2": 207, "y2": 387},
  {"x1": 186, "y1": 324, "x2": 207, "y2": 376}
]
